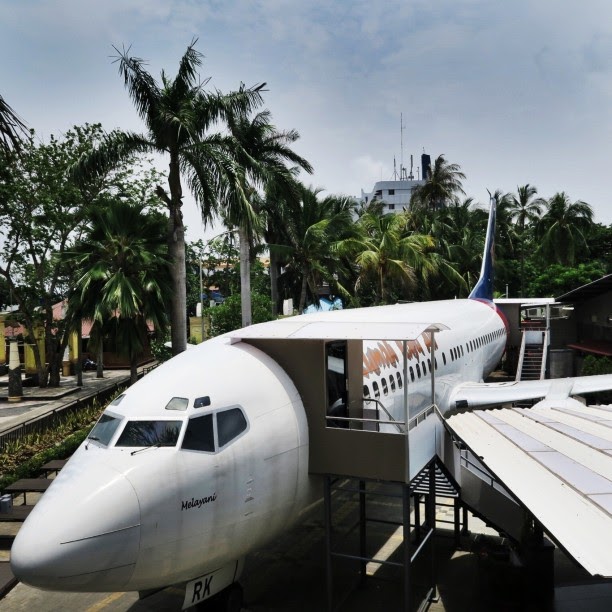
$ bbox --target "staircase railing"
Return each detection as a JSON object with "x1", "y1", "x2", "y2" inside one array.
[
  {"x1": 515, "y1": 330, "x2": 527, "y2": 382},
  {"x1": 540, "y1": 329, "x2": 549, "y2": 380}
]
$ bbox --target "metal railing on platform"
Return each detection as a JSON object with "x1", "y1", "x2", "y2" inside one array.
[{"x1": 325, "y1": 401, "x2": 436, "y2": 434}]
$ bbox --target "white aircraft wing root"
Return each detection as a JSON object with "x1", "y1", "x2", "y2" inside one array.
[{"x1": 448, "y1": 374, "x2": 612, "y2": 412}]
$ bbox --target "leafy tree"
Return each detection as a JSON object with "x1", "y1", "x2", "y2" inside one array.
[
  {"x1": 0, "y1": 124, "x2": 139, "y2": 386},
  {"x1": 74, "y1": 40, "x2": 264, "y2": 355},
  {"x1": 66, "y1": 200, "x2": 170, "y2": 384},
  {"x1": 525, "y1": 262, "x2": 606, "y2": 297},
  {"x1": 536, "y1": 192, "x2": 594, "y2": 265},
  {"x1": 410, "y1": 154, "x2": 466, "y2": 211},
  {"x1": 209, "y1": 292, "x2": 274, "y2": 336},
  {"x1": 585, "y1": 223, "x2": 612, "y2": 273}
]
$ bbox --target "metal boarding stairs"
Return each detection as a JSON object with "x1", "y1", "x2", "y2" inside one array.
[{"x1": 515, "y1": 327, "x2": 549, "y2": 407}]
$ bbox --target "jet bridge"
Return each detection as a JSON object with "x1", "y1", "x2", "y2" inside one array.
[
  {"x1": 231, "y1": 318, "x2": 448, "y2": 481},
  {"x1": 231, "y1": 317, "x2": 451, "y2": 611}
]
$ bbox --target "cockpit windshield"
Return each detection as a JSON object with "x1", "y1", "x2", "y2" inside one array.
[
  {"x1": 88, "y1": 413, "x2": 122, "y2": 447},
  {"x1": 115, "y1": 420, "x2": 182, "y2": 448}
]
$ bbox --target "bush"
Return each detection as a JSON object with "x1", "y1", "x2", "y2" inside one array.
[
  {"x1": 581, "y1": 355, "x2": 612, "y2": 404},
  {"x1": 0, "y1": 388, "x2": 124, "y2": 489},
  {"x1": 581, "y1": 355, "x2": 612, "y2": 376},
  {"x1": 209, "y1": 292, "x2": 275, "y2": 336}
]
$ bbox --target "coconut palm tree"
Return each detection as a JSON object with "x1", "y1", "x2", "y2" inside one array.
[
  {"x1": 508, "y1": 184, "x2": 544, "y2": 295},
  {"x1": 536, "y1": 192, "x2": 594, "y2": 266},
  {"x1": 66, "y1": 199, "x2": 171, "y2": 384},
  {"x1": 0, "y1": 94, "x2": 27, "y2": 152},
  {"x1": 224, "y1": 109, "x2": 312, "y2": 326},
  {"x1": 410, "y1": 154, "x2": 466, "y2": 211},
  {"x1": 272, "y1": 185, "x2": 356, "y2": 313},
  {"x1": 349, "y1": 211, "x2": 437, "y2": 304},
  {"x1": 74, "y1": 40, "x2": 264, "y2": 354}
]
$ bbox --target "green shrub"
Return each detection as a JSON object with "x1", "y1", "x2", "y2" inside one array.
[
  {"x1": 581, "y1": 355, "x2": 612, "y2": 404},
  {"x1": 0, "y1": 387, "x2": 125, "y2": 489}
]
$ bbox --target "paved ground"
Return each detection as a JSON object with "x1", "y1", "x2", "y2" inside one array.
[{"x1": 0, "y1": 369, "x2": 133, "y2": 435}]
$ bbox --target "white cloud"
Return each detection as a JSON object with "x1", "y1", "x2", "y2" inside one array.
[{"x1": 2, "y1": 0, "x2": 612, "y2": 230}]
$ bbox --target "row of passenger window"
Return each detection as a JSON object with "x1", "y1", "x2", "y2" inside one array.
[
  {"x1": 444, "y1": 327, "x2": 506, "y2": 365},
  {"x1": 361, "y1": 327, "x2": 506, "y2": 398},
  {"x1": 89, "y1": 407, "x2": 248, "y2": 453}
]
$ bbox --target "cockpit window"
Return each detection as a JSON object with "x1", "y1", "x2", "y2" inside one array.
[
  {"x1": 181, "y1": 407, "x2": 248, "y2": 453},
  {"x1": 88, "y1": 413, "x2": 122, "y2": 446},
  {"x1": 165, "y1": 397, "x2": 189, "y2": 411},
  {"x1": 116, "y1": 420, "x2": 182, "y2": 447},
  {"x1": 217, "y1": 408, "x2": 247, "y2": 447},
  {"x1": 182, "y1": 414, "x2": 214, "y2": 452}
]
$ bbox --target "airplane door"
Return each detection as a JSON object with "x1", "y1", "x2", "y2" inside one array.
[{"x1": 326, "y1": 341, "x2": 348, "y2": 428}]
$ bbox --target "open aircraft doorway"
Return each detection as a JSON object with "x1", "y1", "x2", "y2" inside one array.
[{"x1": 326, "y1": 340, "x2": 348, "y2": 428}]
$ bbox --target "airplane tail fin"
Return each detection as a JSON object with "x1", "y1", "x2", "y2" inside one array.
[{"x1": 468, "y1": 195, "x2": 496, "y2": 301}]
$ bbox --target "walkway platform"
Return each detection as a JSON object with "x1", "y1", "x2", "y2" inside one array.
[{"x1": 0, "y1": 369, "x2": 133, "y2": 437}]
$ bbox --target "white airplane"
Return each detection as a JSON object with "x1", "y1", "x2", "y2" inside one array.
[{"x1": 10, "y1": 199, "x2": 612, "y2": 610}]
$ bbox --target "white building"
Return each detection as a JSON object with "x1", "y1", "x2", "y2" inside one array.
[{"x1": 358, "y1": 153, "x2": 430, "y2": 214}]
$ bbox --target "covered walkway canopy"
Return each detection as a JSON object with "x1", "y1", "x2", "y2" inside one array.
[{"x1": 447, "y1": 401, "x2": 612, "y2": 577}]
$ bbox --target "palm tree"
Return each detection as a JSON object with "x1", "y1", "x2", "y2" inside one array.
[
  {"x1": 0, "y1": 94, "x2": 27, "y2": 152},
  {"x1": 349, "y1": 211, "x2": 442, "y2": 304},
  {"x1": 410, "y1": 154, "x2": 466, "y2": 211},
  {"x1": 74, "y1": 40, "x2": 264, "y2": 354},
  {"x1": 224, "y1": 109, "x2": 312, "y2": 326},
  {"x1": 272, "y1": 185, "x2": 356, "y2": 313},
  {"x1": 508, "y1": 184, "x2": 544, "y2": 295},
  {"x1": 66, "y1": 199, "x2": 171, "y2": 384},
  {"x1": 536, "y1": 192, "x2": 594, "y2": 266}
]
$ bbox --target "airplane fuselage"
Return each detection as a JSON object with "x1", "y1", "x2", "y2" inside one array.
[{"x1": 11, "y1": 298, "x2": 507, "y2": 598}]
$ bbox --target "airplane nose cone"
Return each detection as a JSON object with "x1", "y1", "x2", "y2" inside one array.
[{"x1": 11, "y1": 460, "x2": 140, "y2": 591}]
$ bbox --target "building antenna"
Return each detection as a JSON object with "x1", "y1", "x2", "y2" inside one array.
[
  {"x1": 409, "y1": 154, "x2": 414, "y2": 180},
  {"x1": 400, "y1": 113, "x2": 405, "y2": 179}
]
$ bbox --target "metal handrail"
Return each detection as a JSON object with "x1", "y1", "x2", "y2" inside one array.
[
  {"x1": 325, "y1": 415, "x2": 406, "y2": 426},
  {"x1": 363, "y1": 397, "x2": 404, "y2": 432},
  {"x1": 325, "y1": 400, "x2": 439, "y2": 434},
  {"x1": 540, "y1": 329, "x2": 549, "y2": 380},
  {"x1": 515, "y1": 330, "x2": 527, "y2": 381}
]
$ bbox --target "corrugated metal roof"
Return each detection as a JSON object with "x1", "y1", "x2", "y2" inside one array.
[
  {"x1": 556, "y1": 274, "x2": 612, "y2": 303},
  {"x1": 447, "y1": 402, "x2": 612, "y2": 577}
]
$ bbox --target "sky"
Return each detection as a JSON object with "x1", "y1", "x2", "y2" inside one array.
[{"x1": 3, "y1": 0, "x2": 612, "y2": 242}]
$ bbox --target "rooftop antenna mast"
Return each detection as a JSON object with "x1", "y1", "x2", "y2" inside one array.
[{"x1": 400, "y1": 113, "x2": 407, "y2": 180}]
